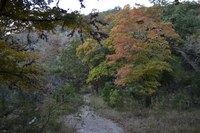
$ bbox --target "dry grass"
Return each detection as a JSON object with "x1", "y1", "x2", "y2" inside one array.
[{"x1": 90, "y1": 95, "x2": 200, "y2": 133}]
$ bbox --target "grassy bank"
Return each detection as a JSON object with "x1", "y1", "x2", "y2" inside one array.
[{"x1": 90, "y1": 95, "x2": 200, "y2": 133}]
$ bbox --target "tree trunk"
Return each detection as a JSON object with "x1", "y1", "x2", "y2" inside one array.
[{"x1": 145, "y1": 95, "x2": 152, "y2": 108}]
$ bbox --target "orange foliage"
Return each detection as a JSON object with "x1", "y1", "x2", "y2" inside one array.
[{"x1": 106, "y1": 6, "x2": 179, "y2": 90}]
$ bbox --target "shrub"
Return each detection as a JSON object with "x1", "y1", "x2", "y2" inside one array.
[
  {"x1": 172, "y1": 91, "x2": 191, "y2": 109},
  {"x1": 109, "y1": 89, "x2": 122, "y2": 107},
  {"x1": 101, "y1": 82, "x2": 113, "y2": 104},
  {"x1": 101, "y1": 82, "x2": 122, "y2": 107}
]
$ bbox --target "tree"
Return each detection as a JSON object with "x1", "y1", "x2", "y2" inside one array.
[
  {"x1": 149, "y1": 0, "x2": 168, "y2": 5},
  {"x1": 0, "y1": 0, "x2": 107, "y2": 43},
  {"x1": 162, "y1": 1, "x2": 200, "y2": 39},
  {"x1": 52, "y1": 40, "x2": 89, "y2": 90},
  {"x1": 0, "y1": 1, "x2": 107, "y2": 132},
  {"x1": 76, "y1": 39, "x2": 113, "y2": 93},
  {"x1": 76, "y1": 39, "x2": 105, "y2": 68},
  {"x1": 0, "y1": 0, "x2": 84, "y2": 29},
  {"x1": 76, "y1": 33, "x2": 121, "y2": 93},
  {"x1": 0, "y1": 41, "x2": 44, "y2": 91},
  {"x1": 0, "y1": 0, "x2": 107, "y2": 91},
  {"x1": 106, "y1": 6, "x2": 180, "y2": 106},
  {"x1": 149, "y1": 0, "x2": 179, "y2": 5}
]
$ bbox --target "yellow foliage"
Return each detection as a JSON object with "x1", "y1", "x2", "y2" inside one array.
[
  {"x1": 0, "y1": 41, "x2": 44, "y2": 91},
  {"x1": 76, "y1": 39, "x2": 100, "y2": 64}
]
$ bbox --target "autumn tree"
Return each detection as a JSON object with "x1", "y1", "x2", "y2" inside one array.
[
  {"x1": 0, "y1": 40, "x2": 45, "y2": 133},
  {"x1": 0, "y1": 41, "x2": 44, "y2": 91},
  {"x1": 106, "y1": 6, "x2": 179, "y2": 106},
  {"x1": 76, "y1": 39, "x2": 114, "y2": 93},
  {"x1": 0, "y1": 1, "x2": 108, "y2": 132}
]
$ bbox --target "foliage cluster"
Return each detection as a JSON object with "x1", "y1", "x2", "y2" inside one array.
[
  {"x1": 76, "y1": 5, "x2": 181, "y2": 107},
  {"x1": 162, "y1": 1, "x2": 200, "y2": 39},
  {"x1": 0, "y1": 41, "x2": 44, "y2": 91},
  {"x1": 74, "y1": 1, "x2": 200, "y2": 110}
]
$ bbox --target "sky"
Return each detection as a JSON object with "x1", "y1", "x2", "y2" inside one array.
[
  {"x1": 52, "y1": 0, "x2": 198, "y2": 14},
  {"x1": 52, "y1": 0, "x2": 153, "y2": 14}
]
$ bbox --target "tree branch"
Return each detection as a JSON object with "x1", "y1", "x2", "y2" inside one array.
[{"x1": 0, "y1": 12, "x2": 62, "y2": 23}]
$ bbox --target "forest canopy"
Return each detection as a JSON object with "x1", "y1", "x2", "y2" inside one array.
[{"x1": 1, "y1": 0, "x2": 200, "y2": 133}]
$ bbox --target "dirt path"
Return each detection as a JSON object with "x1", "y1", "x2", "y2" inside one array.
[{"x1": 63, "y1": 94, "x2": 124, "y2": 133}]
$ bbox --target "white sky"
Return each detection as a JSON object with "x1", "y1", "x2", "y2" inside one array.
[
  {"x1": 53, "y1": 0, "x2": 198, "y2": 14},
  {"x1": 54, "y1": 0, "x2": 152, "y2": 14}
]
